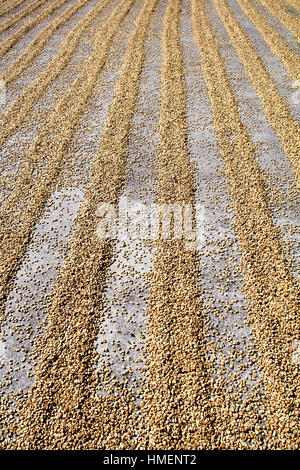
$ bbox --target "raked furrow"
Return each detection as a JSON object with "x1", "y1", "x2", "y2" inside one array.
[
  {"x1": 1, "y1": 0, "x2": 90, "y2": 85},
  {"x1": 0, "y1": 0, "x2": 110, "y2": 147},
  {"x1": 213, "y1": 0, "x2": 300, "y2": 276},
  {"x1": 192, "y1": 0, "x2": 299, "y2": 449},
  {"x1": 236, "y1": 0, "x2": 299, "y2": 82},
  {"x1": 6, "y1": 0, "x2": 158, "y2": 450},
  {"x1": 213, "y1": 0, "x2": 300, "y2": 186},
  {"x1": 0, "y1": 0, "x2": 70, "y2": 60},
  {"x1": 0, "y1": 0, "x2": 140, "y2": 446},
  {"x1": 259, "y1": 0, "x2": 300, "y2": 41},
  {"x1": 0, "y1": 0, "x2": 49, "y2": 36},
  {"x1": 182, "y1": 0, "x2": 267, "y2": 449},
  {"x1": 0, "y1": 0, "x2": 133, "y2": 318},
  {"x1": 0, "y1": 0, "x2": 298, "y2": 452},
  {"x1": 95, "y1": 0, "x2": 163, "y2": 405},
  {"x1": 0, "y1": 0, "x2": 27, "y2": 18},
  {"x1": 253, "y1": 0, "x2": 299, "y2": 54},
  {"x1": 139, "y1": 0, "x2": 214, "y2": 450}
]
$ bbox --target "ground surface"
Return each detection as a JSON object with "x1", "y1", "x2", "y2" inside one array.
[{"x1": 0, "y1": 0, "x2": 299, "y2": 450}]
